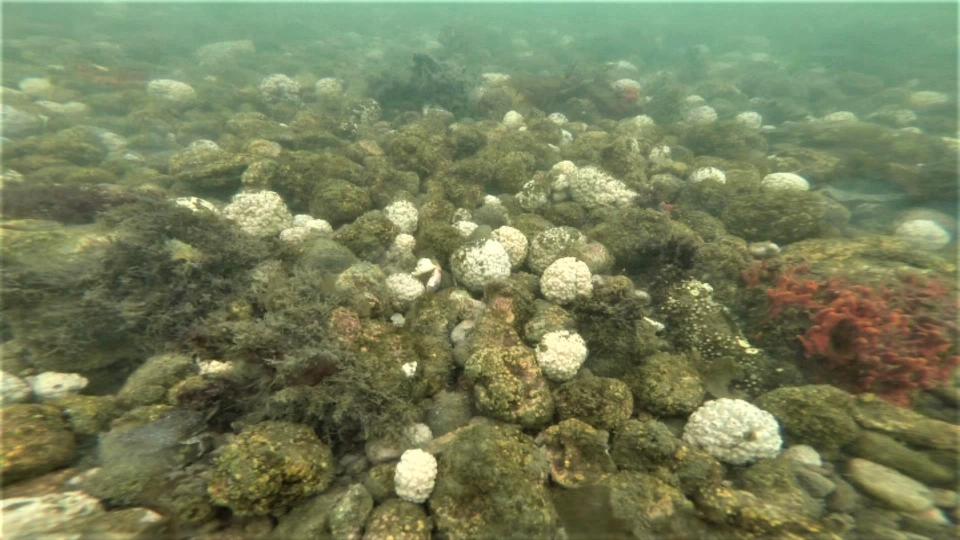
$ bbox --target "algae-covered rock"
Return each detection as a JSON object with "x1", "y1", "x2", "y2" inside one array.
[
  {"x1": 720, "y1": 188, "x2": 828, "y2": 244},
  {"x1": 310, "y1": 178, "x2": 373, "y2": 227},
  {"x1": 52, "y1": 394, "x2": 120, "y2": 436},
  {"x1": 117, "y1": 353, "x2": 196, "y2": 408},
  {"x1": 587, "y1": 207, "x2": 702, "y2": 274},
  {"x1": 536, "y1": 418, "x2": 616, "y2": 488},
  {"x1": 82, "y1": 409, "x2": 204, "y2": 507},
  {"x1": 851, "y1": 394, "x2": 960, "y2": 453},
  {"x1": 464, "y1": 345, "x2": 554, "y2": 429},
  {"x1": 329, "y1": 483, "x2": 375, "y2": 540},
  {"x1": 429, "y1": 423, "x2": 558, "y2": 539},
  {"x1": 424, "y1": 390, "x2": 472, "y2": 437},
  {"x1": 626, "y1": 351, "x2": 705, "y2": 416},
  {"x1": 847, "y1": 458, "x2": 934, "y2": 512},
  {"x1": 741, "y1": 456, "x2": 824, "y2": 521},
  {"x1": 208, "y1": 421, "x2": 335, "y2": 516},
  {"x1": 848, "y1": 431, "x2": 955, "y2": 486},
  {"x1": 269, "y1": 487, "x2": 345, "y2": 540},
  {"x1": 608, "y1": 470, "x2": 697, "y2": 534},
  {"x1": 611, "y1": 418, "x2": 681, "y2": 472},
  {"x1": 0, "y1": 403, "x2": 76, "y2": 485},
  {"x1": 363, "y1": 498, "x2": 432, "y2": 540},
  {"x1": 332, "y1": 210, "x2": 399, "y2": 262},
  {"x1": 553, "y1": 372, "x2": 633, "y2": 431},
  {"x1": 694, "y1": 484, "x2": 825, "y2": 537},
  {"x1": 363, "y1": 463, "x2": 396, "y2": 503},
  {"x1": 757, "y1": 385, "x2": 861, "y2": 456}
]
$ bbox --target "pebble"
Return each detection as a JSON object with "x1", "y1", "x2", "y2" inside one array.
[
  {"x1": 782, "y1": 444, "x2": 822, "y2": 467},
  {"x1": 847, "y1": 458, "x2": 934, "y2": 512},
  {"x1": 28, "y1": 372, "x2": 88, "y2": 401},
  {"x1": 1, "y1": 370, "x2": 32, "y2": 404},
  {"x1": 795, "y1": 468, "x2": 837, "y2": 498},
  {"x1": 1, "y1": 491, "x2": 103, "y2": 538},
  {"x1": 929, "y1": 488, "x2": 958, "y2": 508},
  {"x1": 850, "y1": 431, "x2": 953, "y2": 485}
]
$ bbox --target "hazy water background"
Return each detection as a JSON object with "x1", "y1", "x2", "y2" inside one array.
[{"x1": 4, "y1": 2, "x2": 957, "y2": 91}]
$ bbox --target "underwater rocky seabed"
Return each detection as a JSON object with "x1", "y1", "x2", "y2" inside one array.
[{"x1": 1, "y1": 6, "x2": 959, "y2": 540}]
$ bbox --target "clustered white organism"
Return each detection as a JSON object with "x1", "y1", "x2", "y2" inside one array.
[
  {"x1": 384, "y1": 200, "x2": 419, "y2": 234},
  {"x1": 535, "y1": 330, "x2": 588, "y2": 382},
  {"x1": 27, "y1": 372, "x2": 88, "y2": 401},
  {"x1": 258, "y1": 73, "x2": 301, "y2": 103},
  {"x1": 682, "y1": 398, "x2": 782, "y2": 465},
  {"x1": 895, "y1": 219, "x2": 951, "y2": 251},
  {"x1": 279, "y1": 214, "x2": 333, "y2": 244},
  {"x1": 222, "y1": 190, "x2": 293, "y2": 237},
  {"x1": 146, "y1": 79, "x2": 197, "y2": 104},
  {"x1": 540, "y1": 257, "x2": 593, "y2": 304},
  {"x1": 685, "y1": 105, "x2": 718, "y2": 126},
  {"x1": 450, "y1": 239, "x2": 512, "y2": 293},
  {"x1": 490, "y1": 226, "x2": 528, "y2": 270},
  {"x1": 822, "y1": 111, "x2": 858, "y2": 122},
  {"x1": 386, "y1": 273, "x2": 426, "y2": 310},
  {"x1": 394, "y1": 449, "x2": 438, "y2": 504},
  {"x1": 688, "y1": 167, "x2": 727, "y2": 184},
  {"x1": 761, "y1": 172, "x2": 810, "y2": 191},
  {"x1": 314, "y1": 77, "x2": 344, "y2": 97},
  {"x1": 174, "y1": 196, "x2": 219, "y2": 214},
  {"x1": 567, "y1": 165, "x2": 637, "y2": 210},
  {"x1": 502, "y1": 110, "x2": 524, "y2": 129},
  {"x1": 735, "y1": 111, "x2": 763, "y2": 129}
]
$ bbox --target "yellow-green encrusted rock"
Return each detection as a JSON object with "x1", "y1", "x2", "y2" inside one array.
[{"x1": 208, "y1": 421, "x2": 334, "y2": 516}]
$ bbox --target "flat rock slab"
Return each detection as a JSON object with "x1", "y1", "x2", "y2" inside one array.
[{"x1": 847, "y1": 458, "x2": 934, "y2": 512}]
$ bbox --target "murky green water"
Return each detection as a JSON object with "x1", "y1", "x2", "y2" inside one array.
[{"x1": 2, "y1": 3, "x2": 957, "y2": 539}]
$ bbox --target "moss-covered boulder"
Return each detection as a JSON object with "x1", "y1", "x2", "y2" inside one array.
[
  {"x1": 625, "y1": 352, "x2": 705, "y2": 417},
  {"x1": 429, "y1": 423, "x2": 558, "y2": 539},
  {"x1": 553, "y1": 372, "x2": 633, "y2": 431},
  {"x1": 464, "y1": 345, "x2": 554, "y2": 430},
  {"x1": 536, "y1": 418, "x2": 616, "y2": 488},
  {"x1": 0, "y1": 403, "x2": 76, "y2": 485},
  {"x1": 208, "y1": 421, "x2": 335, "y2": 516},
  {"x1": 363, "y1": 499, "x2": 432, "y2": 540},
  {"x1": 757, "y1": 385, "x2": 861, "y2": 456}
]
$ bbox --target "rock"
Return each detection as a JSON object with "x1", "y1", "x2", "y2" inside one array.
[
  {"x1": 795, "y1": 468, "x2": 837, "y2": 498},
  {"x1": 28, "y1": 371, "x2": 88, "y2": 401},
  {"x1": 536, "y1": 418, "x2": 616, "y2": 488},
  {"x1": 117, "y1": 353, "x2": 196, "y2": 408},
  {"x1": 1, "y1": 403, "x2": 76, "y2": 484},
  {"x1": 0, "y1": 491, "x2": 102, "y2": 538},
  {"x1": 270, "y1": 488, "x2": 345, "y2": 540},
  {"x1": 781, "y1": 444, "x2": 823, "y2": 468},
  {"x1": 929, "y1": 488, "x2": 957, "y2": 509},
  {"x1": 1, "y1": 370, "x2": 32, "y2": 404},
  {"x1": 827, "y1": 476, "x2": 862, "y2": 513},
  {"x1": 853, "y1": 395, "x2": 960, "y2": 452},
  {"x1": 757, "y1": 385, "x2": 861, "y2": 455},
  {"x1": 363, "y1": 499, "x2": 431, "y2": 540},
  {"x1": 847, "y1": 458, "x2": 934, "y2": 512},
  {"x1": 329, "y1": 483, "x2": 374, "y2": 540},
  {"x1": 849, "y1": 431, "x2": 954, "y2": 486},
  {"x1": 425, "y1": 390, "x2": 472, "y2": 437}
]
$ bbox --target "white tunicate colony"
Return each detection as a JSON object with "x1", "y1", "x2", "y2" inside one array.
[
  {"x1": 394, "y1": 449, "x2": 438, "y2": 504},
  {"x1": 682, "y1": 398, "x2": 782, "y2": 465},
  {"x1": 450, "y1": 239, "x2": 512, "y2": 293},
  {"x1": 222, "y1": 190, "x2": 293, "y2": 237},
  {"x1": 761, "y1": 172, "x2": 810, "y2": 191},
  {"x1": 540, "y1": 257, "x2": 593, "y2": 304},
  {"x1": 535, "y1": 330, "x2": 588, "y2": 382}
]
